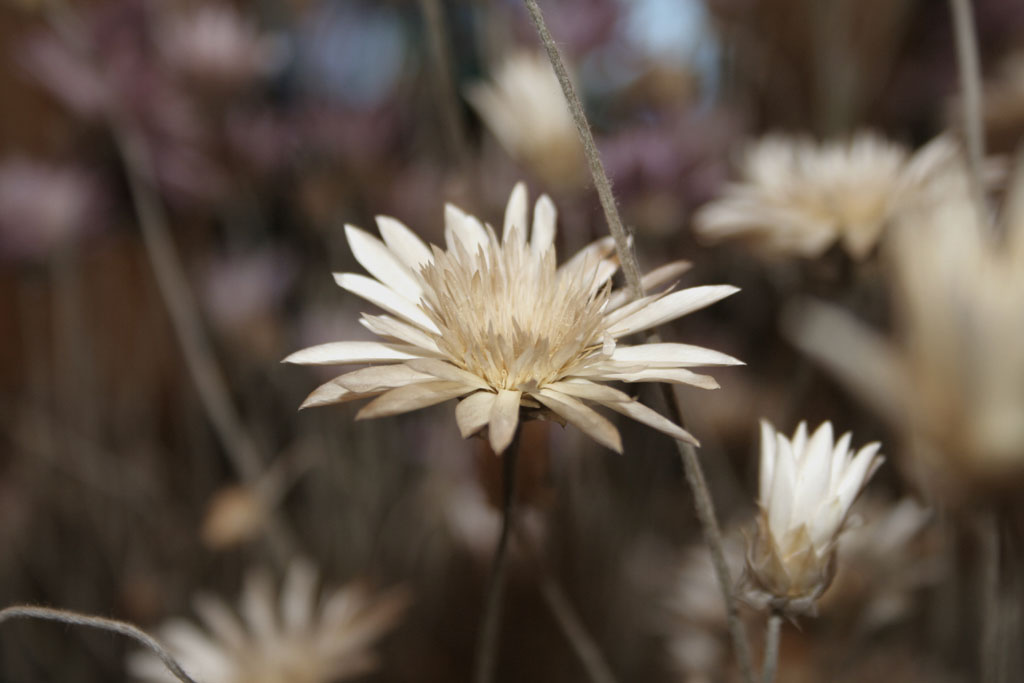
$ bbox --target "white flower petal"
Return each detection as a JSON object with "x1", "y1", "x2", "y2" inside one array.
[
  {"x1": 345, "y1": 224, "x2": 423, "y2": 297},
  {"x1": 445, "y1": 203, "x2": 489, "y2": 254},
  {"x1": 544, "y1": 379, "x2": 632, "y2": 403},
  {"x1": 455, "y1": 390, "x2": 497, "y2": 438},
  {"x1": 359, "y1": 314, "x2": 442, "y2": 353},
  {"x1": 335, "y1": 364, "x2": 434, "y2": 393},
  {"x1": 356, "y1": 381, "x2": 475, "y2": 419},
  {"x1": 559, "y1": 236, "x2": 615, "y2": 275},
  {"x1": 579, "y1": 366, "x2": 720, "y2": 390},
  {"x1": 192, "y1": 595, "x2": 246, "y2": 651},
  {"x1": 300, "y1": 378, "x2": 374, "y2": 409},
  {"x1": 284, "y1": 341, "x2": 423, "y2": 366},
  {"x1": 792, "y1": 422, "x2": 834, "y2": 524},
  {"x1": 759, "y1": 419, "x2": 777, "y2": 504},
  {"x1": 596, "y1": 396, "x2": 699, "y2": 446},
  {"x1": 835, "y1": 442, "x2": 883, "y2": 516},
  {"x1": 608, "y1": 285, "x2": 740, "y2": 337},
  {"x1": 405, "y1": 357, "x2": 491, "y2": 391},
  {"x1": 488, "y1": 389, "x2": 522, "y2": 454},
  {"x1": 829, "y1": 432, "x2": 853, "y2": 490},
  {"x1": 792, "y1": 422, "x2": 808, "y2": 463},
  {"x1": 334, "y1": 273, "x2": 439, "y2": 332},
  {"x1": 240, "y1": 569, "x2": 277, "y2": 642},
  {"x1": 376, "y1": 215, "x2": 434, "y2": 270},
  {"x1": 768, "y1": 434, "x2": 796, "y2": 536},
  {"x1": 503, "y1": 181, "x2": 528, "y2": 246},
  {"x1": 606, "y1": 259, "x2": 692, "y2": 310},
  {"x1": 281, "y1": 559, "x2": 317, "y2": 633},
  {"x1": 534, "y1": 388, "x2": 622, "y2": 453},
  {"x1": 531, "y1": 194, "x2": 557, "y2": 255},
  {"x1": 610, "y1": 343, "x2": 744, "y2": 368}
]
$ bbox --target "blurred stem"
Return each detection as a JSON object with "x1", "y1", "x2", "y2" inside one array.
[
  {"x1": 473, "y1": 433, "x2": 520, "y2": 683},
  {"x1": 418, "y1": 0, "x2": 470, "y2": 168},
  {"x1": 522, "y1": 0, "x2": 643, "y2": 301},
  {"x1": 0, "y1": 606, "x2": 198, "y2": 683},
  {"x1": 513, "y1": 521, "x2": 619, "y2": 683},
  {"x1": 110, "y1": 120, "x2": 297, "y2": 566},
  {"x1": 538, "y1": 573, "x2": 619, "y2": 683},
  {"x1": 949, "y1": 0, "x2": 988, "y2": 224},
  {"x1": 762, "y1": 611, "x2": 783, "y2": 683},
  {"x1": 524, "y1": 1, "x2": 754, "y2": 680},
  {"x1": 979, "y1": 509, "x2": 1003, "y2": 683}
]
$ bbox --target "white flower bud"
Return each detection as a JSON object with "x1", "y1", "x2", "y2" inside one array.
[{"x1": 744, "y1": 420, "x2": 883, "y2": 615}]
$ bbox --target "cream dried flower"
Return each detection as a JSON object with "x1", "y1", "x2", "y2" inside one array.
[
  {"x1": 695, "y1": 132, "x2": 955, "y2": 259},
  {"x1": 786, "y1": 157, "x2": 1024, "y2": 498},
  {"x1": 285, "y1": 182, "x2": 740, "y2": 454},
  {"x1": 745, "y1": 420, "x2": 883, "y2": 615},
  {"x1": 466, "y1": 52, "x2": 585, "y2": 189},
  {"x1": 129, "y1": 560, "x2": 409, "y2": 683}
]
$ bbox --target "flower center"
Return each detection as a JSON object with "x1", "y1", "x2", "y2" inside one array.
[{"x1": 417, "y1": 237, "x2": 611, "y2": 391}]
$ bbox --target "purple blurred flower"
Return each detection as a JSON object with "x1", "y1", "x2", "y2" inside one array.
[{"x1": 17, "y1": 0, "x2": 228, "y2": 204}]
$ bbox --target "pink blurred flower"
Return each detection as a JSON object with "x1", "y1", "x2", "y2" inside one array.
[
  {"x1": 157, "y1": 4, "x2": 286, "y2": 87},
  {"x1": 0, "y1": 158, "x2": 103, "y2": 262}
]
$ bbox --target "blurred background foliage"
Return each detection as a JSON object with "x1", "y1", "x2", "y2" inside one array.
[{"x1": 1, "y1": 0, "x2": 1024, "y2": 681}]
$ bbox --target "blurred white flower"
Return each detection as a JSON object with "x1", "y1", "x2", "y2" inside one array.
[
  {"x1": 286, "y1": 182, "x2": 740, "y2": 454},
  {"x1": 129, "y1": 560, "x2": 409, "y2": 683},
  {"x1": 466, "y1": 52, "x2": 585, "y2": 189},
  {"x1": 786, "y1": 157, "x2": 1024, "y2": 499},
  {"x1": 744, "y1": 420, "x2": 883, "y2": 615},
  {"x1": 695, "y1": 132, "x2": 956, "y2": 259}
]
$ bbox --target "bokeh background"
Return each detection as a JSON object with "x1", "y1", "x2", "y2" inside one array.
[{"x1": 2, "y1": 0, "x2": 1024, "y2": 681}]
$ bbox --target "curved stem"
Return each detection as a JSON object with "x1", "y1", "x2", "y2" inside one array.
[
  {"x1": 761, "y1": 611, "x2": 783, "y2": 683},
  {"x1": 473, "y1": 433, "x2": 520, "y2": 683},
  {"x1": 523, "y1": 2, "x2": 754, "y2": 680},
  {"x1": 521, "y1": 0, "x2": 643, "y2": 301},
  {"x1": 538, "y1": 574, "x2": 619, "y2": 683},
  {"x1": 662, "y1": 383, "x2": 755, "y2": 682},
  {"x1": 0, "y1": 605, "x2": 198, "y2": 683}
]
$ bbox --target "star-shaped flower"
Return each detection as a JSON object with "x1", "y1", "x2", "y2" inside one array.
[{"x1": 286, "y1": 183, "x2": 741, "y2": 454}]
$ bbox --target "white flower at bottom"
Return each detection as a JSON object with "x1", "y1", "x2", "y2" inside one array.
[
  {"x1": 744, "y1": 420, "x2": 883, "y2": 615},
  {"x1": 128, "y1": 561, "x2": 409, "y2": 683},
  {"x1": 285, "y1": 182, "x2": 741, "y2": 454}
]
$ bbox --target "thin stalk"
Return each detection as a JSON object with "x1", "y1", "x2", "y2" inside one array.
[
  {"x1": 522, "y1": 0, "x2": 642, "y2": 301},
  {"x1": 538, "y1": 574, "x2": 619, "y2": 683},
  {"x1": 42, "y1": 0, "x2": 298, "y2": 567},
  {"x1": 0, "y1": 605, "x2": 198, "y2": 683},
  {"x1": 979, "y1": 509, "x2": 1002, "y2": 683},
  {"x1": 761, "y1": 611, "x2": 783, "y2": 683},
  {"x1": 110, "y1": 120, "x2": 296, "y2": 566},
  {"x1": 510, "y1": 501, "x2": 619, "y2": 683},
  {"x1": 948, "y1": 0, "x2": 988, "y2": 224},
  {"x1": 473, "y1": 434, "x2": 520, "y2": 683},
  {"x1": 418, "y1": 0, "x2": 470, "y2": 167},
  {"x1": 523, "y1": 2, "x2": 754, "y2": 680}
]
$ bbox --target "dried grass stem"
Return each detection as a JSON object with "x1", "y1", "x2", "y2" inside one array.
[{"x1": 0, "y1": 605, "x2": 198, "y2": 683}]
